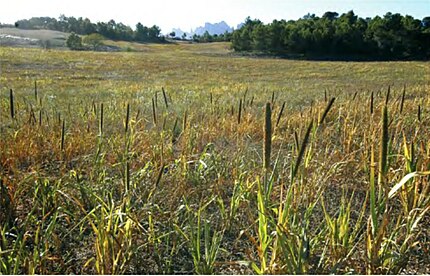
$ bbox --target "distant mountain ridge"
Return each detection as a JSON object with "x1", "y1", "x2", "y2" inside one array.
[{"x1": 172, "y1": 21, "x2": 242, "y2": 38}]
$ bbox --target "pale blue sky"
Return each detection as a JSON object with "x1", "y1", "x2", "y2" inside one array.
[{"x1": 1, "y1": 0, "x2": 428, "y2": 33}]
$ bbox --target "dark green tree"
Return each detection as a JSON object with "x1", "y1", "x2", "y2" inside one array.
[{"x1": 66, "y1": 32, "x2": 82, "y2": 50}]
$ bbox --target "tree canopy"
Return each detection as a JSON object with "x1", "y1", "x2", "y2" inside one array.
[
  {"x1": 231, "y1": 12, "x2": 430, "y2": 60},
  {"x1": 82, "y1": 33, "x2": 105, "y2": 50},
  {"x1": 65, "y1": 32, "x2": 82, "y2": 50},
  {"x1": 14, "y1": 15, "x2": 165, "y2": 43}
]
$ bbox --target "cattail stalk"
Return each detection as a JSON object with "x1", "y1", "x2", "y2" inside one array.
[
  {"x1": 319, "y1": 97, "x2": 336, "y2": 125},
  {"x1": 39, "y1": 109, "x2": 42, "y2": 126},
  {"x1": 400, "y1": 85, "x2": 406, "y2": 114},
  {"x1": 418, "y1": 105, "x2": 421, "y2": 122},
  {"x1": 152, "y1": 98, "x2": 157, "y2": 126},
  {"x1": 243, "y1": 88, "x2": 248, "y2": 110},
  {"x1": 172, "y1": 117, "x2": 179, "y2": 143},
  {"x1": 155, "y1": 163, "x2": 165, "y2": 187},
  {"x1": 162, "y1": 116, "x2": 167, "y2": 131},
  {"x1": 61, "y1": 119, "x2": 65, "y2": 151},
  {"x1": 125, "y1": 161, "x2": 130, "y2": 194},
  {"x1": 154, "y1": 92, "x2": 158, "y2": 108},
  {"x1": 294, "y1": 130, "x2": 299, "y2": 153},
  {"x1": 182, "y1": 110, "x2": 188, "y2": 131},
  {"x1": 92, "y1": 101, "x2": 97, "y2": 116},
  {"x1": 263, "y1": 102, "x2": 272, "y2": 170},
  {"x1": 370, "y1": 91, "x2": 374, "y2": 115},
  {"x1": 385, "y1": 85, "x2": 390, "y2": 105},
  {"x1": 45, "y1": 111, "x2": 50, "y2": 126},
  {"x1": 100, "y1": 103, "x2": 104, "y2": 135},
  {"x1": 162, "y1": 87, "x2": 169, "y2": 109},
  {"x1": 292, "y1": 120, "x2": 313, "y2": 180},
  {"x1": 9, "y1": 89, "x2": 14, "y2": 119},
  {"x1": 276, "y1": 101, "x2": 286, "y2": 127},
  {"x1": 352, "y1": 91, "x2": 358, "y2": 101},
  {"x1": 378, "y1": 105, "x2": 389, "y2": 187},
  {"x1": 238, "y1": 99, "x2": 242, "y2": 124},
  {"x1": 135, "y1": 109, "x2": 140, "y2": 121},
  {"x1": 34, "y1": 80, "x2": 38, "y2": 102},
  {"x1": 29, "y1": 105, "x2": 36, "y2": 125},
  {"x1": 125, "y1": 103, "x2": 130, "y2": 133}
]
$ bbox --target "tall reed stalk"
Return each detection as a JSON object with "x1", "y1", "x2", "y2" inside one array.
[
  {"x1": 292, "y1": 120, "x2": 313, "y2": 180},
  {"x1": 276, "y1": 102, "x2": 285, "y2": 127},
  {"x1": 183, "y1": 110, "x2": 188, "y2": 132},
  {"x1": 238, "y1": 99, "x2": 242, "y2": 125},
  {"x1": 99, "y1": 103, "x2": 104, "y2": 135},
  {"x1": 34, "y1": 80, "x2": 38, "y2": 102},
  {"x1": 61, "y1": 119, "x2": 65, "y2": 151},
  {"x1": 152, "y1": 98, "x2": 157, "y2": 126},
  {"x1": 263, "y1": 103, "x2": 272, "y2": 170},
  {"x1": 319, "y1": 97, "x2": 336, "y2": 125},
  {"x1": 162, "y1": 87, "x2": 169, "y2": 109},
  {"x1": 9, "y1": 89, "x2": 14, "y2": 119},
  {"x1": 385, "y1": 85, "x2": 390, "y2": 105},
  {"x1": 125, "y1": 103, "x2": 130, "y2": 133},
  {"x1": 418, "y1": 105, "x2": 421, "y2": 122},
  {"x1": 378, "y1": 105, "x2": 389, "y2": 188}
]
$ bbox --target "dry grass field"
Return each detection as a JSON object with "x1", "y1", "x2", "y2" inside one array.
[{"x1": 1, "y1": 42, "x2": 430, "y2": 274}]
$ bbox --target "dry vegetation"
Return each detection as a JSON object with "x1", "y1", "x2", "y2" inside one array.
[{"x1": 1, "y1": 43, "x2": 430, "y2": 274}]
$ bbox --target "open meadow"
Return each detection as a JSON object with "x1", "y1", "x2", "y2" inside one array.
[{"x1": 1, "y1": 42, "x2": 430, "y2": 274}]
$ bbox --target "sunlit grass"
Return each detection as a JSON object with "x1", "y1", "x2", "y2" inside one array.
[{"x1": 1, "y1": 43, "x2": 430, "y2": 274}]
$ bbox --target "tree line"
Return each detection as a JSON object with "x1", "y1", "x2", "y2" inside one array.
[
  {"x1": 14, "y1": 15, "x2": 164, "y2": 43},
  {"x1": 190, "y1": 31, "x2": 232, "y2": 43},
  {"x1": 231, "y1": 12, "x2": 430, "y2": 60}
]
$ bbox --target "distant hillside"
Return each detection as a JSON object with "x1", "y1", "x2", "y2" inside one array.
[
  {"x1": 0, "y1": 27, "x2": 68, "y2": 48},
  {"x1": 172, "y1": 21, "x2": 236, "y2": 39}
]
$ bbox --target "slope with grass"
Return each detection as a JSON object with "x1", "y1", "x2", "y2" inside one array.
[
  {"x1": 0, "y1": 27, "x2": 69, "y2": 48},
  {"x1": 0, "y1": 43, "x2": 430, "y2": 274}
]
